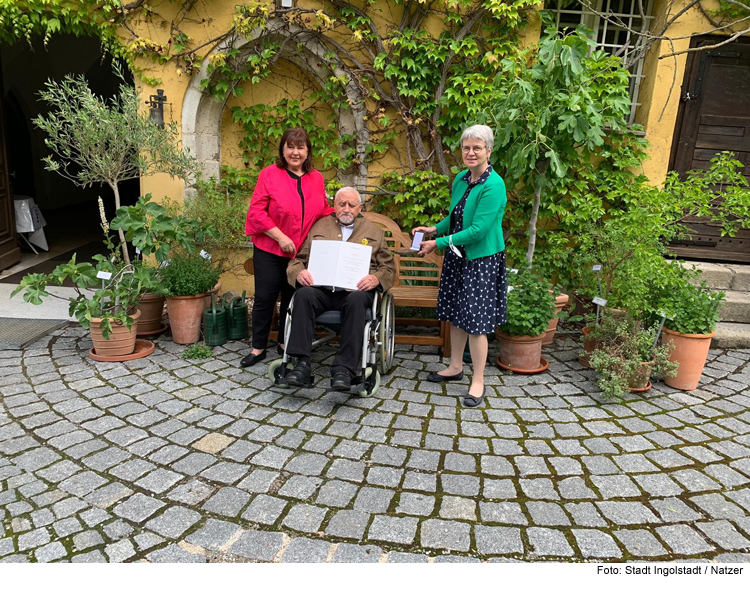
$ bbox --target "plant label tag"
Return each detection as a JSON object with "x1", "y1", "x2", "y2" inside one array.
[
  {"x1": 592, "y1": 264, "x2": 602, "y2": 271},
  {"x1": 507, "y1": 286, "x2": 514, "y2": 292},
  {"x1": 96, "y1": 271, "x2": 112, "y2": 280},
  {"x1": 592, "y1": 296, "x2": 607, "y2": 307},
  {"x1": 658, "y1": 310, "x2": 675, "y2": 320},
  {"x1": 200, "y1": 250, "x2": 212, "y2": 260},
  {"x1": 135, "y1": 247, "x2": 141, "y2": 255},
  {"x1": 509, "y1": 268, "x2": 518, "y2": 274}
]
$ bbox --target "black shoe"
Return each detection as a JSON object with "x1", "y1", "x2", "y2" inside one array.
[
  {"x1": 276, "y1": 344, "x2": 285, "y2": 355},
  {"x1": 331, "y1": 370, "x2": 352, "y2": 391},
  {"x1": 240, "y1": 350, "x2": 267, "y2": 367},
  {"x1": 427, "y1": 370, "x2": 464, "y2": 383},
  {"x1": 462, "y1": 385, "x2": 486, "y2": 408},
  {"x1": 284, "y1": 360, "x2": 312, "y2": 387}
]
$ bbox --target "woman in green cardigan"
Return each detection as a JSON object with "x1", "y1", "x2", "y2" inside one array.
[{"x1": 414, "y1": 125, "x2": 507, "y2": 407}]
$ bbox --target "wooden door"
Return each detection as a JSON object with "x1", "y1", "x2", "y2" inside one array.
[
  {"x1": 669, "y1": 37, "x2": 750, "y2": 262},
  {"x1": 0, "y1": 97, "x2": 21, "y2": 272}
]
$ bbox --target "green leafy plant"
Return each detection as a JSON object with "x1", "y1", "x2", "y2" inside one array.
[
  {"x1": 110, "y1": 194, "x2": 216, "y2": 265},
  {"x1": 586, "y1": 313, "x2": 678, "y2": 402},
  {"x1": 372, "y1": 170, "x2": 449, "y2": 229},
  {"x1": 161, "y1": 252, "x2": 221, "y2": 297},
  {"x1": 652, "y1": 279, "x2": 725, "y2": 336},
  {"x1": 497, "y1": 270, "x2": 556, "y2": 336},
  {"x1": 484, "y1": 22, "x2": 632, "y2": 266},
  {"x1": 11, "y1": 223, "x2": 159, "y2": 338},
  {"x1": 182, "y1": 342, "x2": 213, "y2": 360}
]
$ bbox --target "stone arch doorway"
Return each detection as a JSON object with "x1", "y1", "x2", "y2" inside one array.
[{"x1": 182, "y1": 18, "x2": 369, "y2": 198}]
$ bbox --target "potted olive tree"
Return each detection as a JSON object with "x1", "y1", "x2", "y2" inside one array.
[{"x1": 495, "y1": 270, "x2": 556, "y2": 372}]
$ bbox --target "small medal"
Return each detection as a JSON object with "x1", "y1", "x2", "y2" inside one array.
[{"x1": 361, "y1": 239, "x2": 368, "y2": 245}]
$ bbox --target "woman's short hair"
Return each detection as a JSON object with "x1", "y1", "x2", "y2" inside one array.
[
  {"x1": 460, "y1": 124, "x2": 494, "y2": 153},
  {"x1": 277, "y1": 128, "x2": 314, "y2": 172}
]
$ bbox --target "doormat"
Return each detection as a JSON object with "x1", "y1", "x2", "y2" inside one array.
[{"x1": 0, "y1": 318, "x2": 68, "y2": 350}]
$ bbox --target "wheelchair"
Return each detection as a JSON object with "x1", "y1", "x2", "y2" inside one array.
[{"x1": 267, "y1": 289, "x2": 395, "y2": 396}]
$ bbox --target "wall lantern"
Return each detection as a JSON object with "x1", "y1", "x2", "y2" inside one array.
[{"x1": 146, "y1": 89, "x2": 168, "y2": 127}]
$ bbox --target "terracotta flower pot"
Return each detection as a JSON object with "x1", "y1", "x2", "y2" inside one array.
[
  {"x1": 89, "y1": 309, "x2": 141, "y2": 358},
  {"x1": 495, "y1": 330, "x2": 546, "y2": 371},
  {"x1": 662, "y1": 327, "x2": 714, "y2": 391},
  {"x1": 627, "y1": 361, "x2": 653, "y2": 391},
  {"x1": 167, "y1": 294, "x2": 208, "y2": 345},
  {"x1": 542, "y1": 292, "x2": 569, "y2": 346},
  {"x1": 579, "y1": 325, "x2": 601, "y2": 368},
  {"x1": 136, "y1": 292, "x2": 166, "y2": 335}
]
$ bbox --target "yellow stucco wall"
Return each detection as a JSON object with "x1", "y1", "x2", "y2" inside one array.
[{"x1": 132, "y1": 1, "x2": 747, "y2": 294}]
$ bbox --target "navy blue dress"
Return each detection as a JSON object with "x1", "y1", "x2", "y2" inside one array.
[{"x1": 436, "y1": 166, "x2": 507, "y2": 335}]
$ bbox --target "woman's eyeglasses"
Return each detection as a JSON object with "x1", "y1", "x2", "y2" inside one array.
[{"x1": 461, "y1": 145, "x2": 485, "y2": 153}]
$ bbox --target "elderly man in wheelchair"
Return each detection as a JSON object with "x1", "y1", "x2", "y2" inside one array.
[{"x1": 271, "y1": 187, "x2": 396, "y2": 394}]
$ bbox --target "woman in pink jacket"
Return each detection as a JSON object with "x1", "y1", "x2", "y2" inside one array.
[{"x1": 242, "y1": 128, "x2": 332, "y2": 367}]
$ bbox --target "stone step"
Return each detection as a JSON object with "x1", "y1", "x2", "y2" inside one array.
[
  {"x1": 713, "y1": 322, "x2": 750, "y2": 349},
  {"x1": 687, "y1": 261, "x2": 750, "y2": 291},
  {"x1": 720, "y1": 290, "x2": 750, "y2": 323}
]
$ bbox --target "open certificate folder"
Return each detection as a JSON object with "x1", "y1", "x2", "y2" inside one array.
[{"x1": 308, "y1": 240, "x2": 373, "y2": 290}]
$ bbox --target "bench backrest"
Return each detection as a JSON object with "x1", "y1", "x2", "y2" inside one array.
[{"x1": 363, "y1": 211, "x2": 443, "y2": 288}]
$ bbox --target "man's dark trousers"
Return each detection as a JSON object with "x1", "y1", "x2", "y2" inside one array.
[{"x1": 287, "y1": 286, "x2": 375, "y2": 375}]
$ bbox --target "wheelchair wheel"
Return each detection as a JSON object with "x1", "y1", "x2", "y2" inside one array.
[
  {"x1": 268, "y1": 358, "x2": 292, "y2": 389},
  {"x1": 378, "y1": 292, "x2": 395, "y2": 375},
  {"x1": 359, "y1": 366, "x2": 380, "y2": 397}
]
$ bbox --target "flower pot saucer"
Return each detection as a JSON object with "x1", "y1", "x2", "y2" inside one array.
[
  {"x1": 495, "y1": 355, "x2": 549, "y2": 374},
  {"x1": 89, "y1": 339, "x2": 155, "y2": 362},
  {"x1": 136, "y1": 323, "x2": 169, "y2": 337},
  {"x1": 628, "y1": 381, "x2": 652, "y2": 393}
]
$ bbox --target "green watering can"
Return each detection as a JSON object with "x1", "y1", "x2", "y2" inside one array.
[
  {"x1": 203, "y1": 293, "x2": 227, "y2": 347},
  {"x1": 226, "y1": 291, "x2": 249, "y2": 340}
]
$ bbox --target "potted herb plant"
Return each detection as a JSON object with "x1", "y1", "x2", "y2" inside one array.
[
  {"x1": 162, "y1": 251, "x2": 222, "y2": 345},
  {"x1": 586, "y1": 313, "x2": 678, "y2": 401},
  {"x1": 655, "y1": 279, "x2": 724, "y2": 391},
  {"x1": 495, "y1": 270, "x2": 556, "y2": 372}
]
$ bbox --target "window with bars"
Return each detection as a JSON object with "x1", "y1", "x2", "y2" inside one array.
[{"x1": 545, "y1": 0, "x2": 655, "y2": 124}]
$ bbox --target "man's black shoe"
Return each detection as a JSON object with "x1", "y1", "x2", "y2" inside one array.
[
  {"x1": 284, "y1": 360, "x2": 312, "y2": 387},
  {"x1": 331, "y1": 370, "x2": 352, "y2": 391}
]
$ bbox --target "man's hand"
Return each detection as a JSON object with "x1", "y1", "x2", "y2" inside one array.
[
  {"x1": 418, "y1": 239, "x2": 437, "y2": 256},
  {"x1": 357, "y1": 274, "x2": 380, "y2": 291},
  {"x1": 297, "y1": 269, "x2": 315, "y2": 287}
]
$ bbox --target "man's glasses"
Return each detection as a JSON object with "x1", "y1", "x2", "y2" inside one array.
[{"x1": 461, "y1": 145, "x2": 485, "y2": 153}]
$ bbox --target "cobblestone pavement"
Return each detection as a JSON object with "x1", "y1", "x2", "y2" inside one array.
[{"x1": 2, "y1": 326, "x2": 750, "y2": 563}]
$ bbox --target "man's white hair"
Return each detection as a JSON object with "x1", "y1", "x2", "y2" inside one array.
[{"x1": 335, "y1": 186, "x2": 364, "y2": 205}]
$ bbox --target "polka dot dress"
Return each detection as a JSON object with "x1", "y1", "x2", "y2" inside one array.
[{"x1": 436, "y1": 166, "x2": 507, "y2": 335}]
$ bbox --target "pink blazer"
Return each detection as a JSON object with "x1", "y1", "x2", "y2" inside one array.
[{"x1": 245, "y1": 164, "x2": 333, "y2": 258}]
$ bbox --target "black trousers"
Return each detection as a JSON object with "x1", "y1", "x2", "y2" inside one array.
[
  {"x1": 287, "y1": 286, "x2": 375, "y2": 374},
  {"x1": 251, "y1": 247, "x2": 295, "y2": 350}
]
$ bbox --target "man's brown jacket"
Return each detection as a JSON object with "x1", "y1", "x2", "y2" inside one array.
[{"x1": 287, "y1": 213, "x2": 396, "y2": 292}]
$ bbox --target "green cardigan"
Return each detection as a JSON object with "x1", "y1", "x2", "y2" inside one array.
[{"x1": 434, "y1": 168, "x2": 507, "y2": 260}]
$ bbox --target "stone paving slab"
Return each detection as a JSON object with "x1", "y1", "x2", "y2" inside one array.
[{"x1": 1, "y1": 327, "x2": 750, "y2": 562}]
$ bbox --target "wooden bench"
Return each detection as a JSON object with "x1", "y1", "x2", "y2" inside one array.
[
  {"x1": 243, "y1": 212, "x2": 450, "y2": 356},
  {"x1": 362, "y1": 211, "x2": 450, "y2": 356}
]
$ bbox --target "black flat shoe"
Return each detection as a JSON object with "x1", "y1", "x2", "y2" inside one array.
[
  {"x1": 331, "y1": 370, "x2": 352, "y2": 391},
  {"x1": 462, "y1": 386, "x2": 486, "y2": 408},
  {"x1": 240, "y1": 350, "x2": 267, "y2": 367},
  {"x1": 284, "y1": 360, "x2": 312, "y2": 387},
  {"x1": 276, "y1": 344, "x2": 285, "y2": 355},
  {"x1": 427, "y1": 371, "x2": 464, "y2": 383}
]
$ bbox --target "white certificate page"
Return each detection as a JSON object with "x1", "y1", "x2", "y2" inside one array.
[{"x1": 308, "y1": 240, "x2": 372, "y2": 290}]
